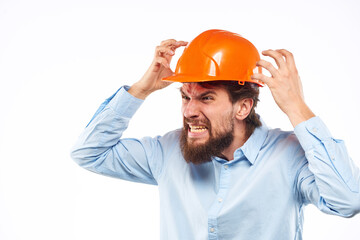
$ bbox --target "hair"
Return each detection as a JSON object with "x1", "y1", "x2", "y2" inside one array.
[{"x1": 198, "y1": 81, "x2": 262, "y2": 138}]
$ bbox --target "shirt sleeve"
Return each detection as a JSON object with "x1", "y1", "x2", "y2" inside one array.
[
  {"x1": 294, "y1": 116, "x2": 360, "y2": 217},
  {"x1": 70, "y1": 86, "x2": 164, "y2": 185}
]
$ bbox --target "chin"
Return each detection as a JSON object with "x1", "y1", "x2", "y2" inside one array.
[{"x1": 187, "y1": 136, "x2": 209, "y2": 145}]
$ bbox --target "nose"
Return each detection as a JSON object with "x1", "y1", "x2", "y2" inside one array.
[{"x1": 182, "y1": 99, "x2": 200, "y2": 119}]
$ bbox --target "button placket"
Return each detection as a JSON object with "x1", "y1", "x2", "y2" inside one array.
[{"x1": 207, "y1": 163, "x2": 231, "y2": 239}]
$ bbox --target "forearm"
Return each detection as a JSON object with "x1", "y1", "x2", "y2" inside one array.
[
  {"x1": 286, "y1": 101, "x2": 315, "y2": 128},
  {"x1": 128, "y1": 82, "x2": 154, "y2": 100}
]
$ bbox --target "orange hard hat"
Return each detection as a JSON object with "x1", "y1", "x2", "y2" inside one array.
[{"x1": 162, "y1": 29, "x2": 264, "y2": 87}]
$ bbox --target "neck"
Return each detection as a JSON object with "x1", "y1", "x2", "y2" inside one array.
[{"x1": 221, "y1": 121, "x2": 249, "y2": 161}]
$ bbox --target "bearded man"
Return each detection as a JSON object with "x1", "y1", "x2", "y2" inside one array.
[{"x1": 71, "y1": 30, "x2": 360, "y2": 240}]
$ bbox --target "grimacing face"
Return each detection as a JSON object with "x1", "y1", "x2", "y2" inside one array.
[{"x1": 180, "y1": 83, "x2": 237, "y2": 164}]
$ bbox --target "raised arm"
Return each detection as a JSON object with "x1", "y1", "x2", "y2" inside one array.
[
  {"x1": 70, "y1": 39, "x2": 187, "y2": 184},
  {"x1": 251, "y1": 49, "x2": 360, "y2": 216}
]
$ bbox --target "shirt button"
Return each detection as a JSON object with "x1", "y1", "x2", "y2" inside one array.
[
  {"x1": 210, "y1": 227, "x2": 215, "y2": 233},
  {"x1": 218, "y1": 198, "x2": 223, "y2": 203},
  {"x1": 312, "y1": 127, "x2": 318, "y2": 133},
  {"x1": 224, "y1": 165, "x2": 228, "y2": 170}
]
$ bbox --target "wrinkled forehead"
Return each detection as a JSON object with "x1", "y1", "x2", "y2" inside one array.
[{"x1": 180, "y1": 83, "x2": 221, "y2": 96}]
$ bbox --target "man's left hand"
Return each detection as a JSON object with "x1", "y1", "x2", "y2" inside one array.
[{"x1": 251, "y1": 49, "x2": 315, "y2": 127}]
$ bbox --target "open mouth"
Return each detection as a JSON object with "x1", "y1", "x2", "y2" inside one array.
[{"x1": 189, "y1": 125, "x2": 208, "y2": 133}]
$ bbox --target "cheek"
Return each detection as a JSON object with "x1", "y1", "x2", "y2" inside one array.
[
  {"x1": 211, "y1": 110, "x2": 234, "y2": 130},
  {"x1": 181, "y1": 102, "x2": 188, "y2": 115}
]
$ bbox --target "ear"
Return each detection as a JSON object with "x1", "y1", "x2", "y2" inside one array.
[{"x1": 234, "y1": 98, "x2": 254, "y2": 121}]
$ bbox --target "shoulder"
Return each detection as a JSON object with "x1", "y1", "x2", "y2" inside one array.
[
  {"x1": 160, "y1": 128, "x2": 182, "y2": 141},
  {"x1": 260, "y1": 127, "x2": 306, "y2": 179},
  {"x1": 265, "y1": 127, "x2": 302, "y2": 152},
  {"x1": 141, "y1": 128, "x2": 182, "y2": 156},
  {"x1": 138, "y1": 128, "x2": 181, "y2": 152}
]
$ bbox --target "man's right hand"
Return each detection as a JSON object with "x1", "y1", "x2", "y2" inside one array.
[{"x1": 128, "y1": 39, "x2": 188, "y2": 99}]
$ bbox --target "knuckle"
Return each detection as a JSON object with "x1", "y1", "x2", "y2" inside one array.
[
  {"x1": 273, "y1": 52, "x2": 283, "y2": 59},
  {"x1": 279, "y1": 49, "x2": 293, "y2": 57},
  {"x1": 273, "y1": 50, "x2": 281, "y2": 55},
  {"x1": 285, "y1": 52, "x2": 293, "y2": 58}
]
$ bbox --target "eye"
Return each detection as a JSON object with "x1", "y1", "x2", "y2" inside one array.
[
  {"x1": 202, "y1": 96, "x2": 213, "y2": 101},
  {"x1": 182, "y1": 95, "x2": 190, "y2": 101}
]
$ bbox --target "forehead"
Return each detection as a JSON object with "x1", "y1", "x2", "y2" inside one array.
[{"x1": 180, "y1": 83, "x2": 224, "y2": 96}]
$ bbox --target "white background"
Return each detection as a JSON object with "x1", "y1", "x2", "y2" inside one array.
[{"x1": 1, "y1": 0, "x2": 360, "y2": 239}]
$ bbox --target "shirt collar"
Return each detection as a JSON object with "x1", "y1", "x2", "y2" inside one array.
[{"x1": 233, "y1": 117, "x2": 269, "y2": 165}]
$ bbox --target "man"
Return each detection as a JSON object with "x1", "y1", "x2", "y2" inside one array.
[{"x1": 71, "y1": 29, "x2": 360, "y2": 239}]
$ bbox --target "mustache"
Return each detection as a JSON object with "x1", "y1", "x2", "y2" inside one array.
[{"x1": 183, "y1": 117, "x2": 210, "y2": 127}]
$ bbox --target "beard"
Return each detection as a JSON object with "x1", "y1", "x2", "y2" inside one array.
[{"x1": 180, "y1": 115, "x2": 234, "y2": 165}]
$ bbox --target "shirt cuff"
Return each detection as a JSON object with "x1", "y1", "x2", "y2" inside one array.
[
  {"x1": 107, "y1": 85, "x2": 144, "y2": 119},
  {"x1": 294, "y1": 116, "x2": 332, "y2": 151}
]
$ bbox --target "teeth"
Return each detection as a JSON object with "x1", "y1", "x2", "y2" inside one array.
[
  {"x1": 191, "y1": 129, "x2": 207, "y2": 133},
  {"x1": 189, "y1": 126, "x2": 207, "y2": 133}
]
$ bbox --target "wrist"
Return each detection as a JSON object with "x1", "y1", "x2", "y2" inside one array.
[
  {"x1": 286, "y1": 102, "x2": 315, "y2": 128},
  {"x1": 128, "y1": 83, "x2": 153, "y2": 100}
]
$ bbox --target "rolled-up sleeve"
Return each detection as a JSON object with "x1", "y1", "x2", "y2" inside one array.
[{"x1": 294, "y1": 116, "x2": 360, "y2": 217}]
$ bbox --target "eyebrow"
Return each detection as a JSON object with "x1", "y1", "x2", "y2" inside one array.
[{"x1": 180, "y1": 89, "x2": 217, "y2": 98}]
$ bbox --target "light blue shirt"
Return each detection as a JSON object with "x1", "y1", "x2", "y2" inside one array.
[{"x1": 71, "y1": 86, "x2": 360, "y2": 240}]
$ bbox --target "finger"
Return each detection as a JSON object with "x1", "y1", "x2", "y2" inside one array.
[
  {"x1": 262, "y1": 49, "x2": 287, "y2": 70},
  {"x1": 160, "y1": 39, "x2": 177, "y2": 46},
  {"x1": 154, "y1": 56, "x2": 170, "y2": 69},
  {"x1": 251, "y1": 73, "x2": 273, "y2": 87},
  {"x1": 174, "y1": 41, "x2": 188, "y2": 47},
  {"x1": 256, "y1": 59, "x2": 279, "y2": 78},
  {"x1": 276, "y1": 49, "x2": 297, "y2": 71},
  {"x1": 156, "y1": 46, "x2": 175, "y2": 57},
  {"x1": 169, "y1": 41, "x2": 188, "y2": 52},
  {"x1": 161, "y1": 39, "x2": 188, "y2": 47}
]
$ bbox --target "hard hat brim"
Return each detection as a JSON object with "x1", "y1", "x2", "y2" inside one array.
[{"x1": 162, "y1": 74, "x2": 265, "y2": 87}]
